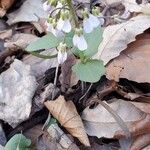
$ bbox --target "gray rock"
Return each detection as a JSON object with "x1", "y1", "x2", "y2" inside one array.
[{"x1": 0, "y1": 59, "x2": 38, "y2": 127}]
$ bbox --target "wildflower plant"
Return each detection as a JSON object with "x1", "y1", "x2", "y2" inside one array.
[{"x1": 26, "y1": 0, "x2": 105, "y2": 83}]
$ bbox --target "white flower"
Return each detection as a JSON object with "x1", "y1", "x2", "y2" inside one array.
[
  {"x1": 43, "y1": 1, "x2": 51, "y2": 12},
  {"x1": 57, "y1": 42, "x2": 67, "y2": 64},
  {"x1": 51, "y1": 1, "x2": 63, "y2": 15},
  {"x1": 73, "y1": 34, "x2": 87, "y2": 51},
  {"x1": 57, "y1": 18, "x2": 72, "y2": 33},
  {"x1": 46, "y1": 21, "x2": 63, "y2": 37},
  {"x1": 45, "y1": 21, "x2": 52, "y2": 31},
  {"x1": 57, "y1": 50, "x2": 67, "y2": 64},
  {"x1": 56, "y1": 10, "x2": 72, "y2": 33},
  {"x1": 83, "y1": 14, "x2": 100, "y2": 33}
]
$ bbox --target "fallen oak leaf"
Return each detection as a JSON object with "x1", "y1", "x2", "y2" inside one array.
[
  {"x1": 59, "y1": 54, "x2": 78, "y2": 92},
  {"x1": 94, "y1": 15, "x2": 150, "y2": 65},
  {"x1": 106, "y1": 35, "x2": 150, "y2": 83},
  {"x1": 131, "y1": 133, "x2": 150, "y2": 150},
  {"x1": 82, "y1": 99, "x2": 147, "y2": 139},
  {"x1": 131, "y1": 101, "x2": 150, "y2": 114},
  {"x1": 44, "y1": 96, "x2": 90, "y2": 147},
  {"x1": 47, "y1": 123, "x2": 79, "y2": 150},
  {"x1": 115, "y1": 114, "x2": 150, "y2": 139},
  {"x1": 4, "y1": 33, "x2": 39, "y2": 50},
  {"x1": 0, "y1": 0, "x2": 15, "y2": 17},
  {"x1": 7, "y1": 0, "x2": 47, "y2": 25},
  {"x1": 0, "y1": 0, "x2": 15, "y2": 10}
]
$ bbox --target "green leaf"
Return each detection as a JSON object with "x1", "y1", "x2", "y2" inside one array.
[
  {"x1": 28, "y1": 51, "x2": 57, "y2": 59},
  {"x1": 84, "y1": 27, "x2": 103, "y2": 57},
  {"x1": 4, "y1": 134, "x2": 31, "y2": 150},
  {"x1": 26, "y1": 33, "x2": 62, "y2": 52},
  {"x1": 72, "y1": 59, "x2": 105, "y2": 83},
  {"x1": 73, "y1": 27, "x2": 103, "y2": 57},
  {"x1": 65, "y1": 31, "x2": 74, "y2": 48}
]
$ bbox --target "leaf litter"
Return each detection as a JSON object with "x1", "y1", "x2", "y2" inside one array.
[{"x1": 0, "y1": 0, "x2": 150, "y2": 149}]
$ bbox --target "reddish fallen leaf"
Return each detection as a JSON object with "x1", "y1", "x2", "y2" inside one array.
[
  {"x1": 59, "y1": 54, "x2": 78, "y2": 92},
  {"x1": 106, "y1": 34, "x2": 150, "y2": 83},
  {"x1": 131, "y1": 133, "x2": 150, "y2": 150},
  {"x1": 0, "y1": 0, "x2": 15, "y2": 16},
  {"x1": 44, "y1": 96, "x2": 90, "y2": 147},
  {"x1": 115, "y1": 114, "x2": 150, "y2": 138}
]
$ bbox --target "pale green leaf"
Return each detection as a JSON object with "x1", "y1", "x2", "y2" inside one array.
[
  {"x1": 26, "y1": 33, "x2": 62, "y2": 52},
  {"x1": 72, "y1": 59, "x2": 105, "y2": 83},
  {"x1": 73, "y1": 27, "x2": 103, "y2": 57},
  {"x1": 4, "y1": 134, "x2": 31, "y2": 150}
]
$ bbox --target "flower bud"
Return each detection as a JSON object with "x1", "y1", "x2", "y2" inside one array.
[
  {"x1": 58, "y1": 42, "x2": 67, "y2": 52},
  {"x1": 57, "y1": 42, "x2": 67, "y2": 64},
  {"x1": 82, "y1": 8, "x2": 89, "y2": 19},
  {"x1": 92, "y1": 7, "x2": 100, "y2": 16},
  {"x1": 60, "y1": 0, "x2": 66, "y2": 5},
  {"x1": 48, "y1": 0, "x2": 57, "y2": 7},
  {"x1": 75, "y1": 28, "x2": 83, "y2": 36}
]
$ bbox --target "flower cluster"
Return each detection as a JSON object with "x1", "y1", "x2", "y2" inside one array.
[{"x1": 43, "y1": 0, "x2": 103, "y2": 64}]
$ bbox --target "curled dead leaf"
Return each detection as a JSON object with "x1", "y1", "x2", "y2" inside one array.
[
  {"x1": 94, "y1": 15, "x2": 150, "y2": 65},
  {"x1": 44, "y1": 96, "x2": 90, "y2": 147},
  {"x1": 4, "y1": 33, "x2": 39, "y2": 50},
  {"x1": 59, "y1": 54, "x2": 78, "y2": 92},
  {"x1": 115, "y1": 114, "x2": 150, "y2": 138},
  {"x1": 131, "y1": 133, "x2": 150, "y2": 150},
  {"x1": 106, "y1": 35, "x2": 150, "y2": 83},
  {"x1": 82, "y1": 99, "x2": 148, "y2": 139}
]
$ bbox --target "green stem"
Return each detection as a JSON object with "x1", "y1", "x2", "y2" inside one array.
[{"x1": 66, "y1": 0, "x2": 79, "y2": 28}]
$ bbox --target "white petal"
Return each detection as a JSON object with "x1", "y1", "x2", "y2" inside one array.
[
  {"x1": 99, "y1": 17, "x2": 105, "y2": 26},
  {"x1": 73, "y1": 35, "x2": 79, "y2": 47},
  {"x1": 57, "y1": 18, "x2": 65, "y2": 31},
  {"x1": 62, "y1": 20, "x2": 72, "y2": 33},
  {"x1": 77, "y1": 35, "x2": 87, "y2": 51},
  {"x1": 53, "y1": 2, "x2": 63, "y2": 14},
  {"x1": 83, "y1": 18, "x2": 93, "y2": 33},
  {"x1": 89, "y1": 14, "x2": 100, "y2": 28},
  {"x1": 56, "y1": 2, "x2": 63, "y2": 8},
  {"x1": 43, "y1": 1, "x2": 50, "y2": 11},
  {"x1": 46, "y1": 22, "x2": 52, "y2": 32},
  {"x1": 51, "y1": 28, "x2": 64, "y2": 37},
  {"x1": 57, "y1": 51, "x2": 67, "y2": 64}
]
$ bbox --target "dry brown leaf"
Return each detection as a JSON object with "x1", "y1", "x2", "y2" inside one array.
[
  {"x1": 44, "y1": 96, "x2": 90, "y2": 147},
  {"x1": 141, "y1": 3, "x2": 150, "y2": 15},
  {"x1": 47, "y1": 123, "x2": 79, "y2": 150},
  {"x1": 59, "y1": 54, "x2": 78, "y2": 92},
  {"x1": 131, "y1": 102, "x2": 150, "y2": 114},
  {"x1": 94, "y1": 15, "x2": 150, "y2": 65},
  {"x1": 24, "y1": 125, "x2": 44, "y2": 149},
  {"x1": 0, "y1": 29, "x2": 12, "y2": 40},
  {"x1": 82, "y1": 99, "x2": 147, "y2": 139},
  {"x1": 23, "y1": 49, "x2": 57, "y2": 78},
  {"x1": 106, "y1": 35, "x2": 150, "y2": 83},
  {"x1": 0, "y1": 0, "x2": 15, "y2": 9},
  {"x1": 115, "y1": 114, "x2": 150, "y2": 138},
  {"x1": 142, "y1": 145, "x2": 150, "y2": 150},
  {"x1": 4, "y1": 33, "x2": 39, "y2": 50},
  {"x1": 0, "y1": 0, "x2": 15, "y2": 17},
  {"x1": 7, "y1": 0, "x2": 47, "y2": 25},
  {"x1": 131, "y1": 133, "x2": 150, "y2": 150}
]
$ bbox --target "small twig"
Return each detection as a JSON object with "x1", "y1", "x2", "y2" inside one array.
[
  {"x1": 50, "y1": 5, "x2": 69, "y2": 17},
  {"x1": 54, "y1": 64, "x2": 59, "y2": 86},
  {"x1": 79, "y1": 84, "x2": 93, "y2": 102},
  {"x1": 81, "y1": 81, "x2": 85, "y2": 95},
  {"x1": 89, "y1": 97, "x2": 131, "y2": 139}
]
